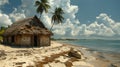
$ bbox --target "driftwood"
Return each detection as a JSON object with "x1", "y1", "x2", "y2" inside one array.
[{"x1": 68, "y1": 48, "x2": 81, "y2": 59}]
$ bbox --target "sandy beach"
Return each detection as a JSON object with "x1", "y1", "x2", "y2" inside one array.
[{"x1": 0, "y1": 41, "x2": 119, "y2": 67}]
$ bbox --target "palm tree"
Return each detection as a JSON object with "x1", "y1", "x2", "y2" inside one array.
[
  {"x1": 50, "y1": 7, "x2": 64, "y2": 31},
  {"x1": 35, "y1": 0, "x2": 50, "y2": 18}
]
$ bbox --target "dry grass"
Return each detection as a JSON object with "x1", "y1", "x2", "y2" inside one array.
[
  {"x1": 35, "y1": 50, "x2": 70, "y2": 67},
  {"x1": 35, "y1": 61, "x2": 44, "y2": 67},
  {"x1": 35, "y1": 47, "x2": 81, "y2": 67},
  {"x1": 26, "y1": 66, "x2": 34, "y2": 67},
  {"x1": 54, "y1": 60, "x2": 60, "y2": 63},
  {"x1": 42, "y1": 51, "x2": 70, "y2": 64}
]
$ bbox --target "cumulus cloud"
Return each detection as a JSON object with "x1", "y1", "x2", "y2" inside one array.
[
  {"x1": 9, "y1": 8, "x2": 26, "y2": 21},
  {"x1": 87, "y1": 21, "x2": 115, "y2": 37},
  {"x1": 10, "y1": 0, "x2": 120, "y2": 39},
  {"x1": 14, "y1": 0, "x2": 78, "y2": 27},
  {"x1": 0, "y1": 0, "x2": 11, "y2": 27},
  {"x1": 7, "y1": 0, "x2": 36, "y2": 22},
  {"x1": 20, "y1": 0, "x2": 37, "y2": 17},
  {"x1": 0, "y1": 13, "x2": 12, "y2": 27},
  {"x1": 0, "y1": 0, "x2": 120, "y2": 39},
  {"x1": 95, "y1": 13, "x2": 120, "y2": 36},
  {"x1": 52, "y1": 13, "x2": 120, "y2": 39},
  {"x1": 0, "y1": 0, "x2": 8, "y2": 6}
]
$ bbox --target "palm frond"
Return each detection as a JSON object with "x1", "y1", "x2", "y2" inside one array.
[
  {"x1": 35, "y1": 0, "x2": 50, "y2": 18},
  {"x1": 41, "y1": 0, "x2": 48, "y2": 3},
  {"x1": 43, "y1": 3, "x2": 51, "y2": 13},
  {"x1": 35, "y1": 1, "x2": 40, "y2": 6},
  {"x1": 51, "y1": 7, "x2": 64, "y2": 24},
  {"x1": 37, "y1": 5, "x2": 43, "y2": 15},
  {"x1": 57, "y1": 8, "x2": 64, "y2": 14}
]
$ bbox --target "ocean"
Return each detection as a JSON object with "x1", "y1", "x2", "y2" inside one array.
[{"x1": 56, "y1": 39, "x2": 120, "y2": 53}]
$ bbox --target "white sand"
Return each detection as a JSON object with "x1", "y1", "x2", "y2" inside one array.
[{"x1": 0, "y1": 41, "x2": 114, "y2": 67}]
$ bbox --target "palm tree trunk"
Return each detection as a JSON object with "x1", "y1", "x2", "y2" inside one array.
[{"x1": 50, "y1": 22, "x2": 55, "y2": 31}]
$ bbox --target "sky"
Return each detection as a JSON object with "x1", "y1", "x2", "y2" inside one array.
[
  {"x1": 0, "y1": 0, "x2": 120, "y2": 39},
  {"x1": 71, "y1": 0, "x2": 120, "y2": 24}
]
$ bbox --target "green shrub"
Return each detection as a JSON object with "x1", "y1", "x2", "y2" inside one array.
[{"x1": 0, "y1": 29, "x2": 5, "y2": 41}]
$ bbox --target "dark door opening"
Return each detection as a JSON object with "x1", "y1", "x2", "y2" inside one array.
[
  {"x1": 34, "y1": 35, "x2": 38, "y2": 47},
  {"x1": 11, "y1": 36, "x2": 14, "y2": 43}
]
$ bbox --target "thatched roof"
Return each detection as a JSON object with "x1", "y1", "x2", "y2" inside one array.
[{"x1": 3, "y1": 16, "x2": 52, "y2": 36}]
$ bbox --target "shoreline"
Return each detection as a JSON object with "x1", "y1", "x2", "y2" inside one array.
[
  {"x1": 55, "y1": 39, "x2": 120, "y2": 54},
  {"x1": 0, "y1": 41, "x2": 119, "y2": 67},
  {"x1": 55, "y1": 41, "x2": 120, "y2": 67}
]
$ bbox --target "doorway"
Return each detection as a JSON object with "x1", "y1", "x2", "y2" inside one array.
[
  {"x1": 34, "y1": 35, "x2": 38, "y2": 47},
  {"x1": 11, "y1": 36, "x2": 14, "y2": 43}
]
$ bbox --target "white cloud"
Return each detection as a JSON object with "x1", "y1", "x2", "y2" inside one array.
[
  {"x1": 14, "y1": 0, "x2": 79, "y2": 26},
  {"x1": 7, "y1": 0, "x2": 35, "y2": 22},
  {"x1": 0, "y1": 13, "x2": 12, "y2": 27},
  {"x1": 52, "y1": 13, "x2": 119, "y2": 38},
  {"x1": 1, "y1": 0, "x2": 120, "y2": 39},
  {"x1": 95, "y1": 13, "x2": 120, "y2": 36},
  {"x1": 0, "y1": 0, "x2": 26, "y2": 27},
  {"x1": 9, "y1": 8, "x2": 26, "y2": 21},
  {"x1": 20, "y1": 0, "x2": 37, "y2": 17},
  {"x1": 0, "y1": 0, "x2": 8, "y2": 6},
  {"x1": 96, "y1": 13, "x2": 115, "y2": 28},
  {"x1": 0, "y1": 0, "x2": 12, "y2": 27},
  {"x1": 83, "y1": 14, "x2": 117, "y2": 37},
  {"x1": 112, "y1": 23, "x2": 120, "y2": 35}
]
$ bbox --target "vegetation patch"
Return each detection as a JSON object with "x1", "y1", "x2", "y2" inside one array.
[
  {"x1": 35, "y1": 50, "x2": 70, "y2": 67},
  {"x1": 0, "y1": 27, "x2": 6, "y2": 41}
]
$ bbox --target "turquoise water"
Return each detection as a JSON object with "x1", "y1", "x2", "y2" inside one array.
[{"x1": 56, "y1": 39, "x2": 120, "y2": 53}]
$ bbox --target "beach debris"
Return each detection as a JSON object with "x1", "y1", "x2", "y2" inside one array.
[
  {"x1": 108, "y1": 64, "x2": 117, "y2": 67},
  {"x1": 68, "y1": 48, "x2": 81, "y2": 59},
  {"x1": 15, "y1": 50, "x2": 32, "y2": 56},
  {"x1": 15, "y1": 62, "x2": 26, "y2": 65},
  {"x1": 13, "y1": 62, "x2": 26, "y2": 67},
  {"x1": 64, "y1": 61, "x2": 73, "y2": 67},
  {"x1": 0, "y1": 41, "x2": 117, "y2": 67},
  {"x1": 0, "y1": 50, "x2": 6, "y2": 57}
]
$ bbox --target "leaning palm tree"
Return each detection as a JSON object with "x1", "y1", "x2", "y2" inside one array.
[
  {"x1": 35, "y1": 0, "x2": 50, "y2": 18},
  {"x1": 50, "y1": 7, "x2": 64, "y2": 31}
]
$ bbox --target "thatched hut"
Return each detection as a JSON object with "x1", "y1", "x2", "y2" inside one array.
[{"x1": 3, "y1": 16, "x2": 53, "y2": 47}]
